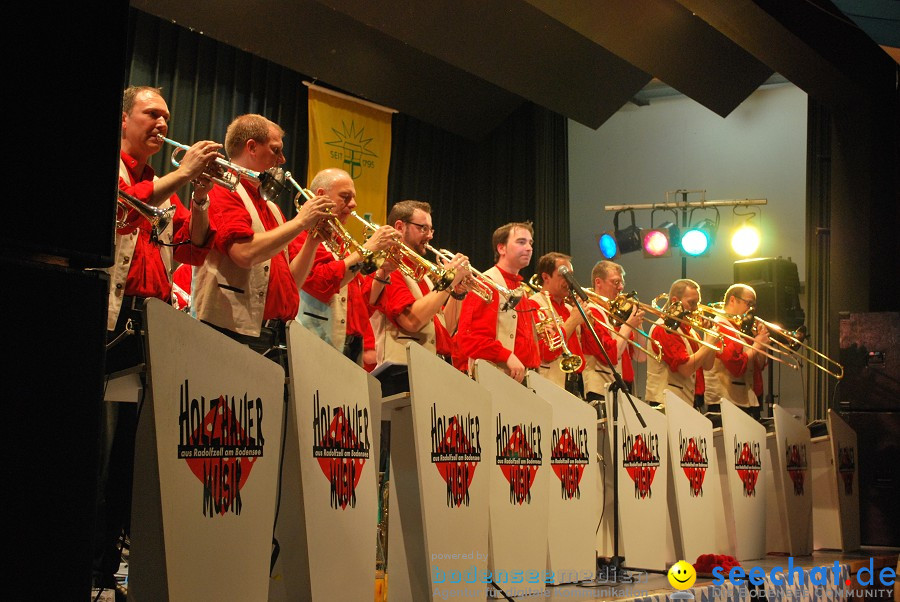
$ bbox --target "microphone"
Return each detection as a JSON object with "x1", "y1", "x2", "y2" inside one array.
[{"x1": 558, "y1": 265, "x2": 589, "y2": 302}]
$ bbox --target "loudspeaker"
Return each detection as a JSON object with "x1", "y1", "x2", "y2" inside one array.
[
  {"x1": 5, "y1": 259, "x2": 109, "y2": 595},
  {"x1": 733, "y1": 257, "x2": 805, "y2": 329},
  {"x1": 842, "y1": 411, "x2": 900, "y2": 547},
  {"x1": 5, "y1": 1, "x2": 129, "y2": 267},
  {"x1": 839, "y1": 312, "x2": 900, "y2": 411}
]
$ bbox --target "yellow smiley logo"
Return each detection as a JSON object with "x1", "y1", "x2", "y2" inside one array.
[{"x1": 667, "y1": 560, "x2": 697, "y2": 590}]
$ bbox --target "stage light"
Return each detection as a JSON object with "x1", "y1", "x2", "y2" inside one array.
[
  {"x1": 613, "y1": 209, "x2": 642, "y2": 255},
  {"x1": 731, "y1": 224, "x2": 760, "y2": 256},
  {"x1": 598, "y1": 232, "x2": 618, "y2": 259},
  {"x1": 641, "y1": 209, "x2": 680, "y2": 258},
  {"x1": 680, "y1": 208, "x2": 719, "y2": 257},
  {"x1": 731, "y1": 207, "x2": 761, "y2": 257},
  {"x1": 642, "y1": 229, "x2": 671, "y2": 257}
]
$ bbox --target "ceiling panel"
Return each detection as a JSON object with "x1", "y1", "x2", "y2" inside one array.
[
  {"x1": 316, "y1": 0, "x2": 653, "y2": 130},
  {"x1": 524, "y1": 0, "x2": 774, "y2": 117}
]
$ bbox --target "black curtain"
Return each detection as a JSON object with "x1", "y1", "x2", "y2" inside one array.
[
  {"x1": 389, "y1": 105, "x2": 570, "y2": 276},
  {"x1": 128, "y1": 7, "x2": 569, "y2": 272}
]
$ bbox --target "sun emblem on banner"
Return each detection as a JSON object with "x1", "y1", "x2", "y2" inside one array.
[{"x1": 325, "y1": 120, "x2": 378, "y2": 179}]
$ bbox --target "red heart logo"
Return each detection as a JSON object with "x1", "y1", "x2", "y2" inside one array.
[
  {"x1": 551, "y1": 428, "x2": 586, "y2": 500},
  {"x1": 184, "y1": 396, "x2": 256, "y2": 516},
  {"x1": 316, "y1": 407, "x2": 367, "y2": 510},
  {"x1": 433, "y1": 416, "x2": 478, "y2": 507}
]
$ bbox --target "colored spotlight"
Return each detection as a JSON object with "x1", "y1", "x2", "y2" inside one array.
[
  {"x1": 642, "y1": 229, "x2": 671, "y2": 257},
  {"x1": 598, "y1": 232, "x2": 618, "y2": 259},
  {"x1": 681, "y1": 229, "x2": 711, "y2": 256},
  {"x1": 731, "y1": 224, "x2": 760, "y2": 256}
]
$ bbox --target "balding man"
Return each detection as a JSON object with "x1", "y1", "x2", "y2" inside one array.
[
  {"x1": 709, "y1": 284, "x2": 769, "y2": 419},
  {"x1": 645, "y1": 279, "x2": 717, "y2": 409},
  {"x1": 294, "y1": 168, "x2": 397, "y2": 364}
]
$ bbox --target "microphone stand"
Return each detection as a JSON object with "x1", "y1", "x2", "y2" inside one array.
[{"x1": 565, "y1": 282, "x2": 646, "y2": 587}]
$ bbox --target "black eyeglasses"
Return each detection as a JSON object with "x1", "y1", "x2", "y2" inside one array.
[
  {"x1": 404, "y1": 220, "x2": 434, "y2": 235},
  {"x1": 735, "y1": 296, "x2": 755, "y2": 308}
]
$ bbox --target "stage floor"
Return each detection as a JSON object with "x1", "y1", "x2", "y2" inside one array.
[{"x1": 496, "y1": 548, "x2": 899, "y2": 601}]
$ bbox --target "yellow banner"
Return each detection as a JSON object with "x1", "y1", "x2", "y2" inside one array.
[{"x1": 307, "y1": 86, "x2": 393, "y2": 239}]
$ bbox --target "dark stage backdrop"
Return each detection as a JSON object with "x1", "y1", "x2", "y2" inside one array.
[{"x1": 126, "y1": 7, "x2": 570, "y2": 274}]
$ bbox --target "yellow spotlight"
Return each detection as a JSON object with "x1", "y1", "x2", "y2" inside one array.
[{"x1": 731, "y1": 223, "x2": 760, "y2": 256}]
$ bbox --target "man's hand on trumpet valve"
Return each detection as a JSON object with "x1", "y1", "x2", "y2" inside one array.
[
  {"x1": 294, "y1": 194, "x2": 335, "y2": 231},
  {"x1": 177, "y1": 140, "x2": 223, "y2": 182},
  {"x1": 363, "y1": 225, "x2": 400, "y2": 253},
  {"x1": 439, "y1": 252, "x2": 471, "y2": 291},
  {"x1": 190, "y1": 173, "x2": 214, "y2": 198}
]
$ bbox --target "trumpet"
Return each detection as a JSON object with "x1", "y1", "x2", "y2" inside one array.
[
  {"x1": 424, "y1": 244, "x2": 496, "y2": 303},
  {"x1": 116, "y1": 189, "x2": 175, "y2": 243},
  {"x1": 349, "y1": 212, "x2": 455, "y2": 291},
  {"x1": 533, "y1": 289, "x2": 583, "y2": 373},
  {"x1": 157, "y1": 135, "x2": 286, "y2": 201},
  {"x1": 577, "y1": 288, "x2": 664, "y2": 362},
  {"x1": 284, "y1": 172, "x2": 383, "y2": 275}
]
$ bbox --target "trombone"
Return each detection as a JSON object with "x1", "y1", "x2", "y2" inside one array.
[
  {"x1": 644, "y1": 293, "x2": 725, "y2": 352},
  {"x1": 424, "y1": 244, "x2": 499, "y2": 304},
  {"x1": 578, "y1": 288, "x2": 664, "y2": 362},
  {"x1": 349, "y1": 212, "x2": 455, "y2": 291},
  {"x1": 157, "y1": 135, "x2": 285, "y2": 201},
  {"x1": 693, "y1": 301, "x2": 801, "y2": 370},
  {"x1": 720, "y1": 309, "x2": 844, "y2": 379},
  {"x1": 284, "y1": 172, "x2": 383, "y2": 275},
  {"x1": 534, "y1": 289, "x2": 583, "y2": 373},
  {"x1": 116, "y1": 189, "x2": 175, "y2": 243}
]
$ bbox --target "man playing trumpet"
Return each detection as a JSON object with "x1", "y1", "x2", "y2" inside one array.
[
  {"x1": 365, "y1": 200, "x2": 471, "y2": 368},
  {"x1": 192, "y1": 114, "x2": 334, "y2": 364},
  {"x1": 294, "y1": 167, "x2": 398, "y2": 365},
  {"x1": 530, "y1": 252, "x2": 586, "y2": 395},
  {"x1": 96, "y1": 85, "x2": 221, "y2": 594}
]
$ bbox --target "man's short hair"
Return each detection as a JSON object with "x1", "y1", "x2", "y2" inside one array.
[
  {"x1": 492, "y1": 221, "x2": 534, "y2": 262},
  {"x1": 537, "y1": 252, "x2": 571, "y2": 282},
  {"x1": 667, "y1": 279, "x2": 701, "y2": 309},
  {"x1": 388, "y1": 200, "x2": 432, "y2": 225},
  {"x1": 723, "y1": 283, "x2": 755, "y2": 304},
  {"x1": 122, "y1": 85, "x2": 163, "y2": 114},
  {"x1": 591, "y1": 260, "x2": 625, "y2": 283},
  {"x1": 309, "y1": 167, "x2": 352, "y2": 193},
  {"x1": 224, "y1": 114, "x2": 284, "y2": 158}
]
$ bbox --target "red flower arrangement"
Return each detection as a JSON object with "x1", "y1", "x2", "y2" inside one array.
[{"x1": 694, "y1": 554, "x2": 741, "y2": 575}]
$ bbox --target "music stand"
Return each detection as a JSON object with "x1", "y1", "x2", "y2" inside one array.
[{"x1": 568, "y1": 288, "x2": 647, "y2": 586}]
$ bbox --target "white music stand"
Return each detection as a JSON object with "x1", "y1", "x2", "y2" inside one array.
[
  {"x1": 130, "y1": 299, "x2": 285, "y2": 601},
  {"x1": 527, "y1": 371, "x2": 598, "y2": 585},
  {"x1": 268, "y1": 322, "x2": 378, "y2": 601}
]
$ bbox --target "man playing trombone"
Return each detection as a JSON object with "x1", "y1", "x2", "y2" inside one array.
[
  {"x1": 580, "y1": 260, "x2": 646, "y2": 403},
  {"x1": 456, "y1": 222, "x2": 540, "y2": 383},
  {"x1": 192, "y1": 114, "x2": 334, "y2": 364},
  {"x1": 709, "y1": 284, "x2": 769, "y2": 419},
  {"x1": 530, "y1": 252, "x2": 586, "y2": 395},
  {"x1": 364, "y1": 200, "x2": 471, "y2": 367},
  {"x1": 645, "y1": 279, "x2": 718, "y2": 409},
  {"x1": 294, "y1": 167, "x2": 398, "y2": 364}
]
